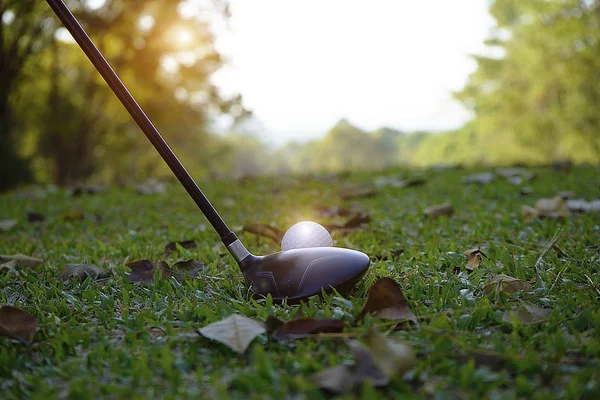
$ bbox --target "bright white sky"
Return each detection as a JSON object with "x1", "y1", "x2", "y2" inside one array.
[{"x1": 209, "y1": 0, "x2": 495, "y2": 145}]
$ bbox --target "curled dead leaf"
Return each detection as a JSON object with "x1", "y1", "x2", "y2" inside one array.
[
  {"x1": 484, "y1": 274, "x2": 533, "y2": 295},
  {"x1": 338, "y1": 185, "x2": 376, "y2": 200},
  {"x1": 523, "y1": 196, "x2": 569, "y2": 221},
  {"x1": 0, "y1": 306, "x2": 37, "y2": 345},
  {"x1": 311, "y1": 339, "x2": 388, "y2": 394},
  {"x1": 171, "y1": 259, "x2": 204, "y2": 282},
  {"x1": 423, "y1": 203, "x2": 454, "y2": 218},
  {"x1": 363, "y1": 329, "x2": 417, "y2": 379},
  {"x1": 464, "y1": 248, "x2": 485, "y2": 271},
  {"x1": 271, "y1": 318, "x2": 345, "y2": 340},
  {"x1": 127, "y1": 260, "x2": 171, "y2": 284},
  {"x1": 0, "y1": 220, "x2": 17, "y2": 232},
  {"x1": 164, "y1": 239, "x2": 197, "y2": 254},
  {"x1": 463, "y1": 172, "x2": 495, "y2": 184},
  {"x1": 198, "y1": 314, "x2": 265, "y2": 354},
  {"x1": 243, "y1": 223, "x2": 284, "y2": 244},
  {"x1": 26, "y1": 212, "x2": 45, "y2": 223},
  {"x1": 59, "y1": 264, "x2": 109, "y2": 281},
  {"x1": 0, "y1": 254, "x2": 42, "y2": 269},
  {"x1": 355, "y1": 277, "x2": 417, "y2": 329},
  {"x1": 502, "y1": 303, "x2": 551, "y2": 325}
]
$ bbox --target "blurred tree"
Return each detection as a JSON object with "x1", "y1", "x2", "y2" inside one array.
[
  {"x1": 456, "y1": 0, "x2": 600, "y2": 164},
  {"x1": 4, "y1": 0, "x2": 244, "y2": 187},
  {"x1": 0, "y1": 0, "x2": 54, "y2": 190}
]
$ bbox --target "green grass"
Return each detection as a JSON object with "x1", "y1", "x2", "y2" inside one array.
[{"x1": 1, "y1": 166, "x2": 599, "y2": 399}]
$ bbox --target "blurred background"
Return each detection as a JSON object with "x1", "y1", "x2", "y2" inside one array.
[{"x1": 1, "y1": 0, "x2": 599, "y2": 191}]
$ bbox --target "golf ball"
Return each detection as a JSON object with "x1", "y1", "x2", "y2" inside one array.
[{"x1": 281, "y1": 221, "x2": 333, "y2": 251}]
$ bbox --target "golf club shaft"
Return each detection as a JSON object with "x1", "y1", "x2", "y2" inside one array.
[{"x1": 46, "y1": 0, "x2": 237, "y2": 245}]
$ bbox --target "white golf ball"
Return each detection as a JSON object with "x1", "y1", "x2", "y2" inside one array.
[{"x1": 281, "y1": 221, "x2": 333, "y2": 251}]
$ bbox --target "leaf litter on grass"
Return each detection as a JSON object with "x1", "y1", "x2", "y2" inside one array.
[
  {"x1": 0, "y1": 306, "x2": 37, "y2": 345},
  {"x1": 242, "y1": 223, "x2": 284, "y2": 244},
  {"x1": 127, "y1": 259, "x2": 203, "y2": 284},
  {"x1": 0, "y1": 254, "x2": 43, "y2": 269},
  {"x1": 355, "y1": 277, "x2": 418, "y2": 329},
  {"x1": 59, "y1": 264, "x2": 109, "y2": 281},
  {"x1": 311, "y1": 329, "x2": 416, "y2": 394},
  {"x1": 266, "y1": 316, "x2": 345, "y2": 340},
  {"x1": 198, "y1": 314, "x2": 266, "y2": 354}
]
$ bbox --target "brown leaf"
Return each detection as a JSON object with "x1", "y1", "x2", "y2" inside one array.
[
  {"x1": 243, "y1": 223, "x2": 284, "y2": 244},
  {"x1": 26, "y1": 212, "x2": 45, "y2": 223},
  {"x1": 137, "y1": 179, "x2": 166, "y2": 195},
  {"x1": 423, "y1": 203, "x2": 454, "y2": 218},
  {"x1": 502, "y1": 304, "x2": 551, "y2": 325},
  {"x1": 551, "y1": 243, "x2": 568, "y2": 258},
  {"x1": 343, "y1": 212, "x2": 371, "y2": 229},
  {"x1": 464, "y1": 248, "x2": 485, "y2": 271},
  {"x1": 164, "y1": 239, "x2": 197, "y2": 254},
  {"x1": 127, "y1": 260, "x2": 171, "y2": 284},
  {"x1": 198, "y1": 314, "x2": 266, "y2": 354},
  {"x1": 273, "y1": 318, "x2": 345, "y2": 340},
  {"x1": 0, "y1": 306, "x2": 37, "y2": 344},
  {"x1": 363, "y1": 329, "x2": 417, "y2": 379},
  {"x1": 264, "y1": 315, "x2": 285, "y2": 334},
  {"x1": 69, "y1": 184, "x2": 106, "y2": 197},
  {"x1": 315, "y1": 205, "x2": 354, "y2": 218},
  {"x1": 0, "y1": 254, "x2": 43, "y2": 269},
  {"x1": 0, "y1": 220, "x2": 17, "y2": 232},
  {"x1": 567, "y1": 199, "x2": 600, "y2": 213},
  {"x1": 535, "y1": 197, "x2": 570, "y2": 218},
  {"x1": 373, "y1": 249, "x2": 405, "y2": 261},
  {"x1": 311, "y1": 340, "x2": 388, "y2": 394},
  {"x1": 61, "y1": 210, "x2": 85, "y2": 221},
  {"x1": 59, "y1": 264, "x2": 109, "y2": 281},
  {"x1": 463, "y1": 172, "x2": 495, "y2": 184},
  {"x1": 338, "y1": 185, "x2": 376, "y2": 200},
  {"x1": 171, "y1": 259, "x2": 204, "y2": 282},
  {"x1": 355, "y1": 277, "x2": 417, "y2": 328},
  {"x1": 484, "y1": 274, "x2": 533, "y2": 295}
]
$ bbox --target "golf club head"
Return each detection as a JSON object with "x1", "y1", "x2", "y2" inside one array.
[{"x1": 238, "y1": 247, "x2": 370, "y2": 303}]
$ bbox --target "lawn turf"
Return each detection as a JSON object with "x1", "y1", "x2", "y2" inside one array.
[{"x1": 1, "y1": 166, "x2": 599, "y2": 399}]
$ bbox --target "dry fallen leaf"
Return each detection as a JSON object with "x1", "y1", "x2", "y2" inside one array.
[
  {"x1": 464, "y1": 248, "x2": 485, "y2": 271},
  {"x1": 164, "y1": 239, "x2": 197, "y2": 254},
  {"x1": 463, "y1": 172, "x2": 495, "y2": 184},
  {"x1": 137, "y1": 179, "x2": 166, "y2": 195},
  {"x1": 198, "y1": 314, "x2": 265, "y2": 354},
  {"x1": 502, "y1": 303, "x2": 551, "y2": 325},
  {"x1": 59, "y1": 264, "x2": 109, "y2": 281},
  {"x1": 127, "y1": 260, "x2": 171, "y2": 284},
  {"x1": 26, "y1": 212, "x2": 45, "y2": 223},
  {"x1": 243, "y1": 223, "x2": 284, "y2": 244},
  {"x1": 424, "y1": 203, "x2": 454, "y2": 218},
  {"x1": 0, "y1": 306, "x2": 37, "y2": 344},
  {"x1": 61, "y1": 210, "x2": 85, "y2": 222},
  {"x1": 355, "y1": 277, "x2": 417, "y2": 328},
  {"x1": 484, "y1": 274, "x2": 533, "y2": 295},
  {"x1": 315, "y1": 205, "x2": 355, "y2": 218},
  {"x1": 311, "y1": 340, "x2": 388, "y2": 394},
  {"x1": 363, "y1": 329, "x2": 417, "y2": 379},
  {"x1": 0, "y1": 254, "x2": 43, "y2": 269},
  {"x1": 171, "y1": 259, "x2": 204, "y2": 282},
  {"x1": 69, "y1": 184, "x2": 106, "y2": 197},
  {"x1": 338, "y1": 185, "x2": 376, "y2": 200},
  {"x1": 522, "y1": 196, "x2": 570, "y2": 221},
  {"x1": 0, "y1": 220, "x2": 17, "y2": 232},
  {"x1": 567, "y1": 199, "x2": 600, "y2": 213},
  {"x1": 272, "y1": 318, "x2": 345, "y2": 340}
]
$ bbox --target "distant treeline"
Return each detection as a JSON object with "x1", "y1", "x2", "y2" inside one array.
[{"x1": 2, "y1": 0, "x2": 599, "y2": 191}]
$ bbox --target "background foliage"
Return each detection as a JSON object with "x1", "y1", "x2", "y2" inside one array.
[{"x1": 1, "y1": 0, "x2": 599, "y2": 191}]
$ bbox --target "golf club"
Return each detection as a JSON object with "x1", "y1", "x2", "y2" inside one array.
[{"x1": 46, "y1": 0, "x2": 370, "y2": 302}]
